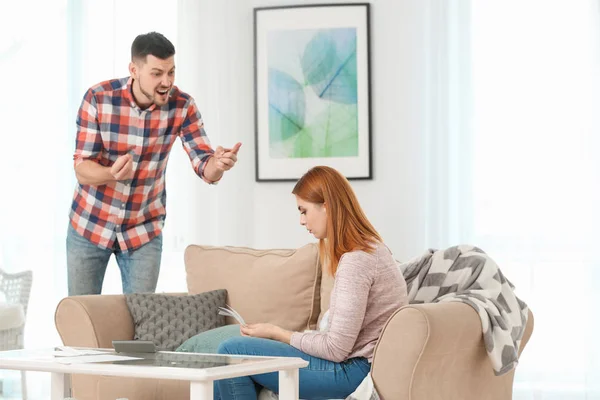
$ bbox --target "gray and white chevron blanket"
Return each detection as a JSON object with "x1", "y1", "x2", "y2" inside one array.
[{"x1": 262, "y1": 245, "x2": 529, "y2": 400}]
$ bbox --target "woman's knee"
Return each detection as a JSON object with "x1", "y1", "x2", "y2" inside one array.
[
  {"x1": 217, "y1": 336, "x2": 248, "y2": 355},
  {"x1": 217, "y1": 336, "x2": 285, "y2": 357}
]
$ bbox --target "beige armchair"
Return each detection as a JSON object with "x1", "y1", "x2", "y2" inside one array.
[
  {"x1": 55, "y1": 244, "x2": 533, "y2": 400},
  {"x1": 373, "y1": 303, "x2": 534, "y2": 400},
  {"x1": 55, "y1": 297, "x2": 533, "y2": 400}
]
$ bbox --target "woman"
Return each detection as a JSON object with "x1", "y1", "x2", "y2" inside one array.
[{"x1": 216, "y1": 166, "x2": 408, "y2": 400}]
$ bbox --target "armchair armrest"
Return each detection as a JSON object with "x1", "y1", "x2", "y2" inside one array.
[
  {"x1": 371, "y1": 302, "x2": 534, "y2": 400},
  {"x1": 54, "y1": 295, "x2": 134, "y2": 348}
]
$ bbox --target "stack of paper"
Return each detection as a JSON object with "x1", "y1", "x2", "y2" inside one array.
[
  {"x1": 53, "y1": 347, "x2": 108, "y2": 357},
  {"x1": 218, "y1": 305, "x2": 245, "y2": 325},
  {"x1": 52, "y1": 346, "x2": 143, "y2": 364}
]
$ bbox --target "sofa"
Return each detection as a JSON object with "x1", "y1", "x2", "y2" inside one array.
[{"x1": 55, "y1": 243, "x2": 534, "y2": 400}]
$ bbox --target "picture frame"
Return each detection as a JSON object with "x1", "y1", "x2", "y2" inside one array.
[{"x1": 254, "y1": 3, "x2": 372, "y2": 182}]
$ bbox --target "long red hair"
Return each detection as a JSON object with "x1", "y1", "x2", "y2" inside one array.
[{"x1": 292, "y1": 166, "x2": 382, "y2": 276}]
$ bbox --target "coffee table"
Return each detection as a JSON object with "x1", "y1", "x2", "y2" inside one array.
[{"x1": 0, "y1": 347, "x2": 308, "y2": 399}]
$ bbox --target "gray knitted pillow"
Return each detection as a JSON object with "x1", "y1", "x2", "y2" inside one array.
[{"x1": 125, "y1": 290, "x2": 227, "y2": 351}]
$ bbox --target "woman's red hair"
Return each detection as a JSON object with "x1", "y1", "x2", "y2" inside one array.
[{"x1": 292, "y1": 166, "x2": 382, "y2": 276}]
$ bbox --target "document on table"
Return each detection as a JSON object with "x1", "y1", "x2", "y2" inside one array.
[
  {"x1": 54, "y1": 354, "x2": 144, "y2": 364},
  {"x1": 53, "y1": 347, "x2": 109, "y2": 357},
  {"x1": 51, "y1": 347, "x2": 144, "y2": 364}
]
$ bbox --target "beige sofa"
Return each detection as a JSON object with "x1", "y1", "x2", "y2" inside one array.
[{"x1": 55, "y1": 243, "x2": 534, "y2": 400}]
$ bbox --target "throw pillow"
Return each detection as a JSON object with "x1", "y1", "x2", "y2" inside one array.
[
  {"x1": 176, "y1": 324, "x2": 241, "y2": 354},
  {"x1": 125, "y1": 290, "x2": 227, "y2": 351}
]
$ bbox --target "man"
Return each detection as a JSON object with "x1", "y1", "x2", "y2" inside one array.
[{"x1": 67, "y1": 32, "x2": 241, "y2": 295}]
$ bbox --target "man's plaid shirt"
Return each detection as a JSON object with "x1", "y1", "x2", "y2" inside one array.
[{"x1": 70, "y1": 77, "x2": 214, "y2": 252}]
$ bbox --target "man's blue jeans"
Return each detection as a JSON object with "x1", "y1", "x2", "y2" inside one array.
[
  {"x1": 215, "y1": 337, "x2": 370, "y2": 400},
  {"x1": 66, "y1": 223, "x2": 162, "y2": 295}
]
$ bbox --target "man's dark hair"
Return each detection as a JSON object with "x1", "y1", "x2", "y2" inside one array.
[{"x1": 131, "y1": 32, "x2": 175, "y2": 62}]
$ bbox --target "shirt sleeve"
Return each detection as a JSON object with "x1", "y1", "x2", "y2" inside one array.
[
  {"x1": 73, "y1": 89, "x2": 103, "y2": 167},
  {"x1": 179, "y1": 98, "x2": 216, "y2": 184},
  {"x1": 290, "y1": 253, "x2": 374, "y2": 362}
]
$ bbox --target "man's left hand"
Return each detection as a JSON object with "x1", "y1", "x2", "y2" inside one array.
[{"x1": 214, "y1": 142, "x2": 242, "y2": 172}]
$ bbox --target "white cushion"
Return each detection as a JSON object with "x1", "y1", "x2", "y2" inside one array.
[{"x1": 0, "y1": 302, "x2": 25, "y2": 330}]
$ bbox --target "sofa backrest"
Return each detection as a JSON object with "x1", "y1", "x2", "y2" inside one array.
[
  {"x1": 318, "y1": 268, "x2": 335, "y2": 326},
  {"x1": 184, "y1": 243, "x2": 323, "y2": 331}
]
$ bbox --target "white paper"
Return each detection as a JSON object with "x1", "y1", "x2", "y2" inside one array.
[
  {"x1": 218, "y1": 305, "x2": 246, "y2": 325},
  {"x1": 53, "y1": 347, "x2": 109, "y2": 357},
  {"x1": 54, "y1": 354, "x2": 143, "y2": 364}
]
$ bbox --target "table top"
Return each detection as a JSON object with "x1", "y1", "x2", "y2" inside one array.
[{"x1": 0, "y1": 347, "x2": 308, "y2": 381}]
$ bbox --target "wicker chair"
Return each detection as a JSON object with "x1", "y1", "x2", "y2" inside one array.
[{"x1": 0, "y1": 268, "x2": 33, "y2": 399}]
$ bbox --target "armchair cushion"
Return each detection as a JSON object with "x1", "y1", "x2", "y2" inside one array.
[
  {"x1": 0, "y1": 302, "x2": 25, "y2": 330},
  {"x1": 185, "y1": 243, "x2": 322, "y2": 331},
  {"x1": 125, "y1": 289, "x2": 227, "y2": 351}
]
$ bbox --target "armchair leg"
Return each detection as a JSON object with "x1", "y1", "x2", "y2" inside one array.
[{"x1": 21, "y1": 370, "x2": 27, "y2": 400}]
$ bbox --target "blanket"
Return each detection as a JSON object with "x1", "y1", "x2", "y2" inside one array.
[{"x1": 264, "y1": 244, "x2": 529, "y2": 400}]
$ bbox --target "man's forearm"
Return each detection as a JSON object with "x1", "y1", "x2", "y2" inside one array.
[
  {"x1": 75, "y1": 160, "x2": 115, "y2": 185},
  {"x1": 202, "y1": 156, "x2": 224, "y2": 182}
]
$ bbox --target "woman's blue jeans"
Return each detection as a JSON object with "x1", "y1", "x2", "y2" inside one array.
[{"x1": 215, "y1": 337, "x2": 370, "y2": 400}]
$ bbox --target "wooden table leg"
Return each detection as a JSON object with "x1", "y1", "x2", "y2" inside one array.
[
  {"x1": 278, "y1": 368, "x2": 299, "y2": 400},
  {"x1": 50, "y1": 372, "x2": 71, "y2": 400},
  {"x1": 190, "y1": 381, "x2": 213, "y2": 400}
]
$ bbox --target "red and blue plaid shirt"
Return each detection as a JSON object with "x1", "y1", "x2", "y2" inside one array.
[{"x1": 70, "y1": 77, "x2": 214, "y2": 252}]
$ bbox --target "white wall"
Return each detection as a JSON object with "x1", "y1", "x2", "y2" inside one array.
[{"x1": 172, "y1": 0, "x2": 439, "y2": 261}]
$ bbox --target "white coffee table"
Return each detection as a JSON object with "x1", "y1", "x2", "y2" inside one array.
[{"x1": 0, "y1": 348, "x2": 308, "y2": 400}]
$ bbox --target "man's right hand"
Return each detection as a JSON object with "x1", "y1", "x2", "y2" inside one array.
[{"x1": 110, "y1": 154, "x2": 134, "y2": 181}]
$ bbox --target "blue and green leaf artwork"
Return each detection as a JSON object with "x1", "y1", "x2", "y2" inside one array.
[{"x1": 267, "y1": 27, "x2": 358, "y2": 158}]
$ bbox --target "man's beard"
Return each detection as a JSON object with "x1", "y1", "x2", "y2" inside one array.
[{"x1": 138, "y1": 77, "x2": 168, "y2": 105}]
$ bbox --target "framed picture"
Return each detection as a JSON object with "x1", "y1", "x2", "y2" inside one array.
[{"x1": 254, "y1": 3, "x2": 372, "y2": 182}]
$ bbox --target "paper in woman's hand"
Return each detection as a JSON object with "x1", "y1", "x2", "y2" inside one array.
[{"x1": 218, "y1": 305, "x2": 246, "y2": 325}]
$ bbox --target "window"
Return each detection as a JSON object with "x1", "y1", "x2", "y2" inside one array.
[{"x1": 470, "y1": 1, "x2": 600, "y2": 397}]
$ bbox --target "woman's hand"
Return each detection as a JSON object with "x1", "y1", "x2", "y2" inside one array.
[{"x1": 240, "y1": 323, "x2": 293, "y2": 344}]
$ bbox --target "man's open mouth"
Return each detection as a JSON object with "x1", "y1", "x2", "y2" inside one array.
[{"x1": 157, "y1": 88, "x2": 169, "y2": 95}]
